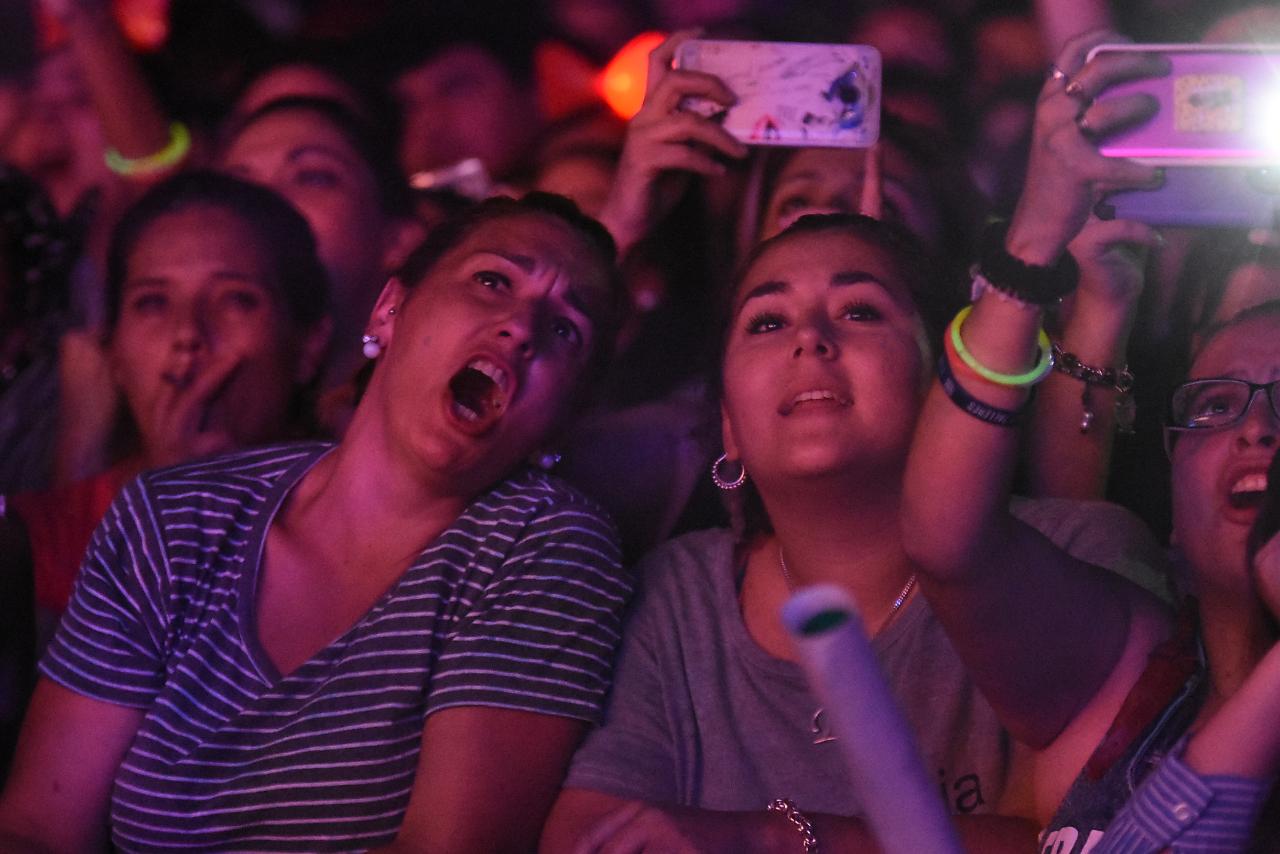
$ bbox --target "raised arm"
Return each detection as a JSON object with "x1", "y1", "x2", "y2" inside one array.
[
  {"x1": 1027, "y1": 217, "x2": 1156, "y2": 500},
  {"x1": 42, "y1": 0, "x2": 177, "y2": 172},
  {"x1": 596, "y1": 30, "x2": 748, "y2": 256},
  {"x1": 1033, "y1": 0, "x2": 1114, "y2": 59},
  {"x1": 1091, "y1": 531, "x2": 1280, "y2": 852},
  {"x1": 900, "y1": 31, "x2": 1171, "y2": 750}
]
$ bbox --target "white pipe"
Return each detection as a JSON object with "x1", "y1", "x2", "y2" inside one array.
[{"x1": 781, "y1": 584, "x2": 963, "y2": 854}]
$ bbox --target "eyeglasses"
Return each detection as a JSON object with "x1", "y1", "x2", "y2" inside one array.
[{"x1": 1167, "y1": 378, "x2": 1280, "y2": 432}]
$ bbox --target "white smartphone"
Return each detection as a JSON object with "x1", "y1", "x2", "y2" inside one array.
[{"x1": 674, "y1": 39, "x2": 881, "y2": 148}]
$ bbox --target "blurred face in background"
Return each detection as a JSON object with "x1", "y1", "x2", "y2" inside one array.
[
  {"x1": 1171, "y1": 314, "x2": 1280, "y2": 600},
  {"x1": 3, "y1": 50, "x2": 110, "y2": 215},
  {"x1": 760, "y1": 146, "x2": 941, "y2": 250},
  {"x1": 394, "y1": 45, "x2": 539, "y2": 181},
  {"x1": 220, "y1": 107, "x2": 399, "y2": 320},
  {"x1": 110, "y1": 204, "x2": 323, "y2": 465}
]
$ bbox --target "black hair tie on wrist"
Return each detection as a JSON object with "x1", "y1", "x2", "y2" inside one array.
[{"x1": 977, "y1": 219, "x2": 1080, "y2": 306}]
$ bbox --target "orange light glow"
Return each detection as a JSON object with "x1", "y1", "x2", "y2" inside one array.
[
  {"x1": 116, "y1": 0, "x2": 170, "y2": 51},
  {"x1": 599, "y1": 31, "x2": 666, "y2": 119},
  {"x1": 39, "y1": 0, "x2": 169, "y2": 52}
]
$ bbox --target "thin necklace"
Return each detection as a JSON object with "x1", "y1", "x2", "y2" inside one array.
[
  {"x1": 778, "y1": 546, "x2": 917, "y2": 619},
  {"x1": 778, "y1": 546, "x2": 917, "y2": 746}
]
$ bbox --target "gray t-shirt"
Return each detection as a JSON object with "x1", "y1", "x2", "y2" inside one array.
[{"x1": 565, "y1": 499, "x2": 1167, "y2": 817}]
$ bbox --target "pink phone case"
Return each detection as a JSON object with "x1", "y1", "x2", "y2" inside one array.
[
  {"x1": 1089, "y1": 44, "x2": 1280, "y2": 165},
  {"x1": 674, "y1": 40, "x2": 881, "y2": 148}
]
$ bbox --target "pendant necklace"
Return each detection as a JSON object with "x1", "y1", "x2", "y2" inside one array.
[{"x1": 778, "y1": 546, "x2": 917, "y2": 745}]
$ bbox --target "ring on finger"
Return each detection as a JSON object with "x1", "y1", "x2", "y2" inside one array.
[
  {"x1": 1075, "y1": 111, "x2": 1096, "y2": 139},
  {"x1": 1047, "y1": 63, "x2": 1069, "y2": 86}
]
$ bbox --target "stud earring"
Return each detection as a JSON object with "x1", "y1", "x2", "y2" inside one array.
[
  {"x1": 362, "y1": 334, "x2": 382, "y2": 359},
  {"x1": 711, "y1": 453, "x2": 747, "y2": 490},
  {"x1": 533, "y1": 451, "x2": 562, "y2": 471}
]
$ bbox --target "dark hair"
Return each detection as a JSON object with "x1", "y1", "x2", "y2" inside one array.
[
  {"x1": 0, "y1": 163, "x2": 74, "y2": 340},
  {"x1": 719, "y1": 212, "x2": 958, "y2": 539},
  {"x1": 220, "y1": 95, "x2": 413, "y2": 218},
  {"x1": 729, "y1": 212, "x2": 956, "y2": 353},
  {"x1": 395, "y1": 191, "x2": 625, "y2": 373},
  {"x1": 105, "y1": 170, "x2": 331, "y2": 334},
  {"x1": 1191, "y1": 298, "x2": 1280, "y2": 368},
  {"x1": 359, "y1": 5, "x2": 546, "y2": 85}
]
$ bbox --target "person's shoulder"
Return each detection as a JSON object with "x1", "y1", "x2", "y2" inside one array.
[
  {"x1": 1010, "y1": 495, "x2": 1172, "y2": 601},
  {"x1": 633, "y1": 528, "x2": 736, "y2": 601},
  {"x1": 477, "y1": 468, "x2": 619, "y2": 529},
  {"x1": 134, "y1": 441, "x2": 332, "y2": 522},
  {"x1": 141, "y1": 442, "x2": 332, "y2": 494}
]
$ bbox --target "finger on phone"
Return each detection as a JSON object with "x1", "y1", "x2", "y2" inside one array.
[
  {"x1": 1093, "y1": 158, "x2": 1163, "y2": 194},
  {"x1": 1087, "y1": 217, "x2": 1159, "y2": 249},
  {"x1": 1053, "y1": 29, "x2": 1129, "y2": 80},
  {"x1": 660, "y1": 113, "x2": 748, "y2": 159},
  {"x1": 646, "y1": 29, "x2": 704, "y2": 97},
  {"x1": 1068, "y1": 51, "x2": 1170, "y2": 102},
  {"x1": 1078, "y1": 93, "x2": 1160, "y2": 139},
  {"x1": 651, "y1": 68, "x2": 737, "y2": 116}
]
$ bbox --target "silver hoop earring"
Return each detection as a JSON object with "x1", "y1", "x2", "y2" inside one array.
[
  {"x1": 362, "y1": 334, "x2": 382, "y2": 359},
  {"x1": 711, "y1": 453, "x2": 747, "y2": 490}
]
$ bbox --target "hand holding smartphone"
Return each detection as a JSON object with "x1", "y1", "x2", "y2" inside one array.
[
  {"x1": 673, "y1": 39, "x2": 882, "y2": 148},
  {"x1": 1089, "y1": 44, "x2": 1280, "y2": 166},
  {"x1": 1089, "y1": 44, "x2": 1280, "y2": 227}
]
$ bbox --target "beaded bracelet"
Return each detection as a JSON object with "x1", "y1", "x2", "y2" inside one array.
[
  {"x1": 104, "y1": 122, "x2": 191, "y2": 177},
  {"x1": 949, "y1": 305, "x2": 1054, "y2": 388},
  {"x1": 937, "y1": 350, "x2": 1027, "y2": 428},
  {"x1": 767, "y1": 798, "x2": 820, "y2": 853}
]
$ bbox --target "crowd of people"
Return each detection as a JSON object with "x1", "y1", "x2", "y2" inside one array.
[{"x1": 1, "y1": 0, "x2": 1279, "y2": 850}]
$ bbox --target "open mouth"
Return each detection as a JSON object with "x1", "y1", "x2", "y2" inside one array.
[
  {"x1": 446, "y1": 357, "x2": 511, "y2": 433},
  {"x1": 1228, "y1": 472, "x2": 1269, "y2": 510},
  {"x1": 780, "y1": 389, "x2": 851, "y2": 415}
]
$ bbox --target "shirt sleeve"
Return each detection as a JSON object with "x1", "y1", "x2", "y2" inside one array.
[
  {"x1": 1095, "y1": 750, "x2": 1270, "y2": 854},
  {"x1": 425, "y1": 497, "x2": 632, "y2": 724},
  {"x1": 39, "y1": 477, "x2": 170, "y2": 709},
  {"x1": 562, "y1": 554, "x2": 681, "y2": 804}
]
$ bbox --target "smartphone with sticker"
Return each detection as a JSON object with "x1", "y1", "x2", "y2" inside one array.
[
  {"x1": 673, "y1": 39, "x2": 881, "y2": 148},
  {"x1": 1087, "y1": 44, "x2": 1280, "y2": 165}
]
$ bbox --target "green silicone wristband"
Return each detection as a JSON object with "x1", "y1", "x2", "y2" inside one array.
[{"x1": 949, "y1": 305, "x2": 1054, "y2": 388}]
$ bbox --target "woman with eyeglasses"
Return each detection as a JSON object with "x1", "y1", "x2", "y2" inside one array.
[{"x1": 902, "y1": 31, "x2": 1280, "y2": 853}]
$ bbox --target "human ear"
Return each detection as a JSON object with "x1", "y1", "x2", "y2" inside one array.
[
  {"x1": 720, "y1": 400, "x2": 742, "y2": 461},
  {"x1": 366, "y1": 277, "x2": 409, "y2": 351}
]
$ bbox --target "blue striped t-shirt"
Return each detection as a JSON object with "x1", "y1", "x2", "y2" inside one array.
[{"x1": 40, "y1": 442, "x2": 631, "y2": 852}]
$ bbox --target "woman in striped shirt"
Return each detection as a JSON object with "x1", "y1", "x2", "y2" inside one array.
[{"x1": 0, "y1": 191, "x2": 634, "y2": 852}]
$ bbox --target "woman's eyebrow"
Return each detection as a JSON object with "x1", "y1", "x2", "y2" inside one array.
[
  {"x1": 474, "y1": 250, "x2": 537, "y2": 273},
  {"x1": 832, "y1": 270, "x2": 886, "y2": 287},
  {"x1": 286, "y1": 144, "x2": 359, "y2": 168},
  {"x1": 736, "y1": 280, "x2": 788, "y2": 312}
]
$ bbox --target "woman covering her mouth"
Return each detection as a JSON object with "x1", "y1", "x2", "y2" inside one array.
[{"x1": 0, "y1": 190, "x2": 634, "y2": 853}]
